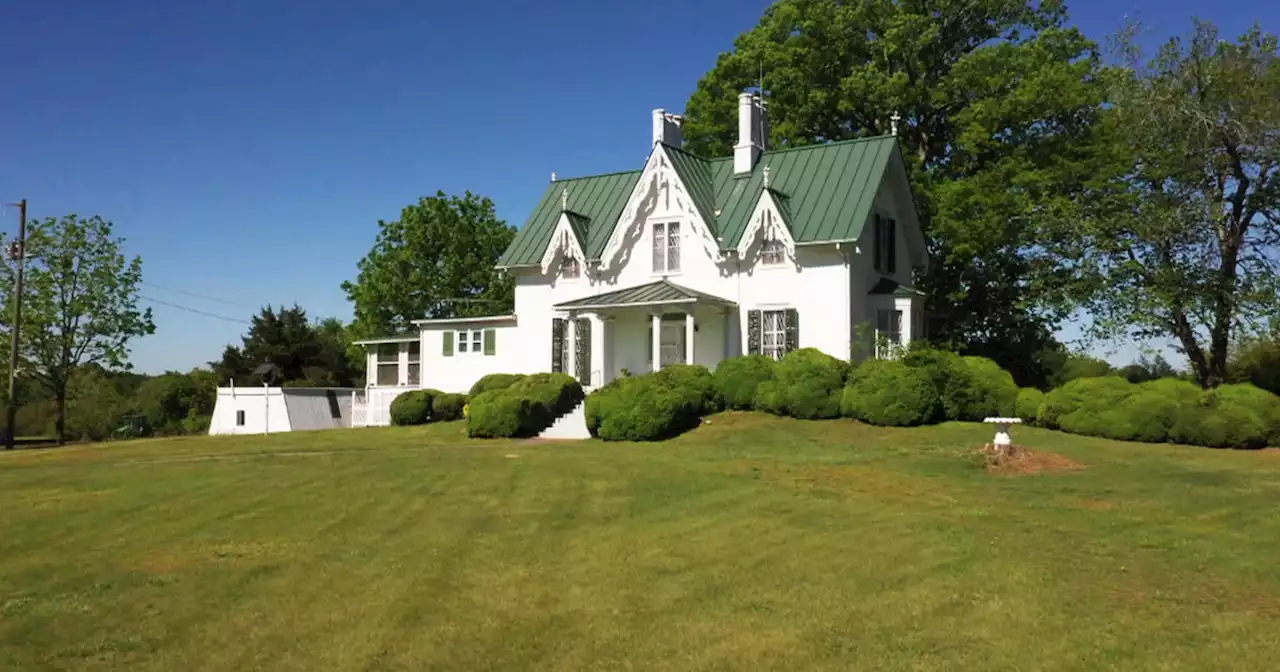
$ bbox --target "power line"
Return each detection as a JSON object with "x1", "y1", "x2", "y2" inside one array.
[
  {"x1": 139, "y1": 294, "x2": 251, "y2": 324},
  {"x1": 140, "y1": 281, "x2": 255, "y2": 309}
]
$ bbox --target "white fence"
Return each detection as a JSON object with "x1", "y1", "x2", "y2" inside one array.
[{"x1": 351, "y1": 387, "x2": 413, "y2": 427}]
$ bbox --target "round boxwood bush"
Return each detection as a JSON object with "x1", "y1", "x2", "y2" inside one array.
[
  {"x1": 1015, "y1": 388, "x2": 1045, "y2": 425},
  {"x1": 431, "y1": 393, "x2": 468, "y2": 422},
  {"x1": 653, "y1": 364, "x2": 719, "y2": 414},
  {"x1": 466, "y1": 390, "x2": 531, "y2": 438},
  {"x1": 389, "y1": 389, "x2": 441, "y2": 426},
  {"x1": 469, "y1": 373, "x2": 527, "y2": 397},
  {"x1": 712, "y1": 355, "x2": 776, "y2": 410},
  {"x1": 961, "y1": 356, "x2": 1019, "y2": 419},
  {"x1": 754, "y1": 348, "x2": 848, "y2": 419},
  {"x1": 902, "y1": 347, "x2": 973, "y2": 421},
  {"x1": 1210, "y1": 383, "x2": 1280, "y2": 447},
  {"x1": 584, "y1": 377, "x2": 633, "y2": 437},
  {"x1": 1039, "y1": 377, "x2": 1133, "y2": 430},
  {"x1": 1169, "y1": 383, "x2": 1280, "y2": 449},
  {"x1": 595, "y1": 377, "x2": 702, "y2": 441},
  {"x1": 841, "y1": 359, "x2": 940, "y2": 427}
]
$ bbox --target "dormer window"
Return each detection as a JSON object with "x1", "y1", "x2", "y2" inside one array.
[
  {"x1": 560, "y1": 256, "x2": 581, "y2": 279},
  {"x1": 653, "y1": 221, "x2": 680, "y2": 274},
  {"x1": 761, "y1": 239, "x2": 785, "y2": 266}
]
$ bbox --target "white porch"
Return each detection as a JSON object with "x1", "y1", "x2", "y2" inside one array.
[{"x1": 553, "y1": 279, "x2": 738, "y2": 388}]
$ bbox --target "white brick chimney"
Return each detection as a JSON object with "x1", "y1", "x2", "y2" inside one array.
[
  {"x1": 652, "y1": 109, "x2": 683, "y2": 147},
  {"x1": 735, "y1": 91, "x2": 768, "y2": 175}
]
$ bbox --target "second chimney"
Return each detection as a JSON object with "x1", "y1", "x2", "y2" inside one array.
[
  {"x1": 652, "y1": 109, "x2": 683, "y2": 148},
  {"x1": 734, "y1": 92, "x2": 767, "y2": 175}
]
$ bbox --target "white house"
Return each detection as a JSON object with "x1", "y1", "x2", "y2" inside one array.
[
  {"x1": 208, "y1": 385, "x2": 358, "y2": 435},
  {"x1": 353, "y1": 93, "x2": 927, "y2": 426}
]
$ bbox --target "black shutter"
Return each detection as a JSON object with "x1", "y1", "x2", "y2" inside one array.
[
  {"x1": 873, "y1": 214, "x2": 882, "y2": 272},
  {"x1": 648, "y1": 322, "x2": 655, "y2": 371},
  {"x1": 575, "y1": 318, "x2": 591, "y2": 383},
  {"x1": 747, "y1": 310, "x2": 761, "y2": 355},
  {"x1": 784, "y1": 309, "x2": 799, "y2": 354},
  {"x1": 887, "y1": 218, "x2": 897, "y2": 274},
  {"x1": 551, "y1": 318, "x2": 565, "y2": 373}
]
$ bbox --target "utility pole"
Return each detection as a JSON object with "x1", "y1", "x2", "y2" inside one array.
[{"x1": 5, "y1": 199, "x2": 25, "y2": 450}]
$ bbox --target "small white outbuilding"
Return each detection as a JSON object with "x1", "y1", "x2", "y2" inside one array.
[{"x1": 208, "y1": 385, "x2": 360, "y2": 436}]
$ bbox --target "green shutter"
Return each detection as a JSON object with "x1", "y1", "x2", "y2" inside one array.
[
  {"x1": 872, "y1": 214, "x2": 882, "y2": 272},
  {"x1": 784, "y1": 309, "x2": 799, "y2": 354},
  {"x1": 887, "y1": 218, "x2": 897, "y2": 274},
  {"x1": 747, "y1": 310, "x2": 761, "y2": 355},
  {"x1": 483, "y1": 328, "x2": 495, "y2": 356},
  {"x1": 551, "y1": 319, "x2": 565, "y2": 373},
  {"x1": 442, "y1": 331, "x2": 454, "y2": 357},
  {"x1": 648, "y1": 322, "x2": 654, "y2": 371}
]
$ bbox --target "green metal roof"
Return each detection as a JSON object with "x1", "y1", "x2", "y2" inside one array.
[
  {"x1": 564, "y1": 211, "x2": 590, "y2": 252},
  {"x1": 499, "y1": 136, "x2": 900, "y2": 267},
  {"x1": 868, "y1": 277, "x2": 925, "y2": 297},
  {"x1": 553, "y1": 279, "x2": 735, "y2": 310}
]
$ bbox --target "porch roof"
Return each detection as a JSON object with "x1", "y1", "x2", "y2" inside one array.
[
  {"x1": 868, "y1": 277, "x2": 925, "y2": 297},
  {"x1": 554, "y1": 279, "x2": 735, "y2": 311}
]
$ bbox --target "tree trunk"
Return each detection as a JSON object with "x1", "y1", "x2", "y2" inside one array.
[
  {"x1": 55, "y1": 389, "x2": 66, "y2": 446},
  {"x1": 1170, "y1": 308, "x2": 1212, "y2": 388}
]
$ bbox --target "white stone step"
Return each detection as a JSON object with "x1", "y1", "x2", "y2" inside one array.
[{"x1": 537, "y1": 402, "x2": 591, "y2": 440}]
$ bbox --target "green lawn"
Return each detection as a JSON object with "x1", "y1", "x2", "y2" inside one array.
[{"x1": 3, "y1": 414, "x2": 1280, "y2": 670}]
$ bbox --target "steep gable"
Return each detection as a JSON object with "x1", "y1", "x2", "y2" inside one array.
[{"x1": 498, "y1": 170, "x2": 640, "y2": 268}]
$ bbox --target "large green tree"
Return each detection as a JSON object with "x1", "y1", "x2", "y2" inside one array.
[
  {"x1": 343, "y1": 191, "x2": 515, "y2": 338},
  {"x1": 1056, "y1": 22, "x2": 1280, "y2": 388},
  {"x1": 213, "y1": 306, "x2": 359, "y2": 387},
  {"x1": 0, "y1": 215, "x2": 154, "y2": 444},
  {"x1": 682, "y1": 0, "x2": 1107, "y2": 384}
]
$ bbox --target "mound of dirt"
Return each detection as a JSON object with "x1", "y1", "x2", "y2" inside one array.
[{"x1": 977, "y1": 444, "x2": 1086, "y2": 475}]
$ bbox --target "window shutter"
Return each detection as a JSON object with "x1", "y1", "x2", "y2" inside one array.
[
  {"x1": 442, "y1": 331, "x2": 454, "y2": 357},
  {"x1": 648, "y1": 322, "x2": 654, "y2": 371},
  {"x1": 551, "y1": 319, "x2": 565, "y2": 372},
  {"x1": 747, "y1": 310, "x2": 761, "y2": 355},
  {"x1": 483, "y1": 328, "x2": 496, "y2": 356},
  {"x1": 887, "y1": 218, "x2": 897, "y2": 274},
  {"x1": 784, "y1": 309, "x2": 799, "y2": 354},
  {"x1": 575, "y1": 318, "x2": 591, "y2": 382},
  {"x1": 873, "y1": 214, "x2": 882, "y2": 272}
]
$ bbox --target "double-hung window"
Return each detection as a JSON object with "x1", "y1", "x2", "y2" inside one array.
[
  {"x1": 652, "y1": 221, "x2": 680, "y2": 274},
  {"x1": 456, "y1": 330, "x2": 483, "y2": 355},
  {"x1": 761, "y1": 239, "x2": 785, "y2": 266},
  {"x1": 876, "y1": 309, "x2": 903, "y2": 358},
  {"x1": 407, "y1": 341, "x2": 421, "y2": 385},
  {"x1": 560, "y1": 256, "x2": 581, "y2": 278},
  {"x1": 375, "y1": 343, "x2": 400, "y2": 386},
  {"x1": 761, "y1": 310, "x2": 787, "y2": 360},
  {"x1": 873, "y1": 214, "x2": 897, "y2": 274}
]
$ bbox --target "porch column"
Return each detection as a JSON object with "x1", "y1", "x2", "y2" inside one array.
[
  {"x1": 589, "y1": 313, "x2": 606, "y2": 387},
  {"x1": 651, "y1": 312, "x2": 663, "y2": 372},
  {"x1": 685, "y1": 311, "x2": 696, "y2": 365}
]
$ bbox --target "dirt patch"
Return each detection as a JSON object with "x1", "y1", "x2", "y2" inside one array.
[{"x1": 979, "y1": 445, "x2": 1086, "y2": 475}]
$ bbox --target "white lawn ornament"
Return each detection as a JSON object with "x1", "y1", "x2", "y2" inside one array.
[{"x1": 983, "y1": 417, "x2": 1022, "y2": 450}]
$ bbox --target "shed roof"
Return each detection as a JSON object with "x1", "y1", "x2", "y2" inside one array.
[{"x1": 553, "y1": 279, "x2": 734, "y2": 311}]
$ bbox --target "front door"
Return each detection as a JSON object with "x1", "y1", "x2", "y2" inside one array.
[{"x1": 659, "y1": 322, "x2": 685, "y2": 369}]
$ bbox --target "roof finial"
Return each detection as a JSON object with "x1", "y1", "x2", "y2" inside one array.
[
  {"x1": 551, "y1": 171, "x2": 557, "y2": 182},
  {"x1": 762, "y1": 165, "x2": 771, "y2": 189},
  {"x1": 890, "y1": 111, "x2": 901, "y2": 137},
  {"x1": 561, "y1": 186, "x2": 568, "y2": 210}
]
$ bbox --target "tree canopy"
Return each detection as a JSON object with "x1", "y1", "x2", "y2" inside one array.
[
  {"x1": 682, "y1": 0, "x2": 1108, "y2": 386},
  {"x1": 342, "y1": 191, "x2": 515, "y2": 339},
  {"x1": 213, "y1": 306, "x2": 359, "y2": 387},
  {"x1": 0, "y1": 215, "x2": 154, "y2": 443}
]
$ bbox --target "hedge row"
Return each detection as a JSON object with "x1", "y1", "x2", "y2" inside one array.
[
  {"x1": 466, "y1": 372, "x2": 584, "y2": 438},
  {"x1": 1033, "y1": 376, "x2": 1280, "y2": 449},
  {"x1": 389, "y1": 389, "x2": 458, "y2": 426},
  {"x1": 585, "y1": 365, "x2": 718, "y2": 441}
]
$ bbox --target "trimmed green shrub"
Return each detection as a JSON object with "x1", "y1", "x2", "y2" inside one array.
[
  {"x1": 841, "y1": 359, "x2": 940, "y2": 427},
  {"x1": 712, "y1": 355, "x2": 776, "y2": 410},
  {"x1": 1015, "y1": 388, "x2": 1045, "y2": 424},
  {"x1": 1038, "y1": 377, "x2": 1132, "y2": 430},
  {"x1": 753, "y1": 348, "x2": 848, "y2": 419},
  {"x1": 466, "y1": 373, "x2": 583, "y2": 438},
  {"x1": 902, "y1": 347, "x2": 973, "y2": 421},
  {"x1": 469, "y1": 373, "x2": 527, "y2": 397},
  {"x1": 390, "y1": 389, "x2": 440, "y2": 426},
  {"x1": 431, "y1": 393, "x2": 468, "y2": 422},
  {"x1": 654, "y1": 364, "x2": 719, "y2": 414},
  {"x1": 1171, "y1": 384, "x2": 1280, "y2": 449},
  {"x1": 961, "y1": 356, "x2": 1019, "y2": 419}
]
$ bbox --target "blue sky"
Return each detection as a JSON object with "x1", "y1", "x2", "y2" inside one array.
[{"x1": 0, "y1": 1, "x2": 1269, "y2": 374}]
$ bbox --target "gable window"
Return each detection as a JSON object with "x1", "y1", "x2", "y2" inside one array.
[
  {"x1": 456, "y1": 330, "x2": 483, "y2": 355},
  {"x1": 560, "y1": 256, "x2": 581, "y2": 279},
  {"x1": 873, "y1": 214, "x2": 897, "y2": 274},
  {"x1": 375, "y1": 343, "x2": 400, "y2": 386},
  {"x1": 652, "y1": 221, "x2": 680, "y2": 274},
  {"x1": 761, "y1": 239, "x2": 785, "y2": 266},
  {"x1": 407, "y1": 341, "x2": 421, "y2": 386}
]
